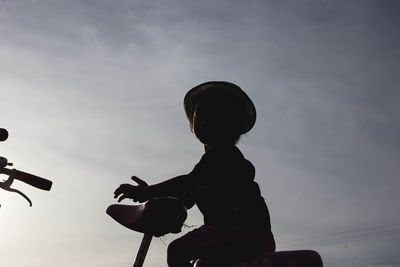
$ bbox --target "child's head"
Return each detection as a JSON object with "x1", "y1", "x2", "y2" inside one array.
[{"x1": 184, "y1": 81, "x2": 256, "y2": 145}]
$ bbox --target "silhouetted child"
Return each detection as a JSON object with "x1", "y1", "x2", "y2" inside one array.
[{"x1": 114, "y1": 81, "x2": 275, "y2": 267}]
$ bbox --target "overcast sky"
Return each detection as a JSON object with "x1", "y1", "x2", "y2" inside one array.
[{"x1": 1, "y1": 1, "x2": 399, "y2": 266}]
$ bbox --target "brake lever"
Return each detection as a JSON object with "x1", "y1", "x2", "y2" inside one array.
[{"x1": 0, "y1": 177, "x2": 33, "y2": 207}]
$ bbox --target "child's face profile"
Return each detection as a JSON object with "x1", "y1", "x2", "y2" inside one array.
[
  {"x1": 191, "y1": 98, "x2": 239, "y2": 145},
  {"x1": 192, "y1": 101, "x2": 214, "y2": 144}
]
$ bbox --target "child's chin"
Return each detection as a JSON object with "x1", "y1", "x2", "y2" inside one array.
[
  {"x1": 197, "y1": 137, "x2": 210, "y2": 145},
  {"x1": 197, "y1": 136, "x2": 225, "y2": 145},
  {"x1": 195, "y1": 130, "x2": 229, "y2": 145},
  {"x1": 195, "y1": 135, "x2": 212, "y2": 145}
]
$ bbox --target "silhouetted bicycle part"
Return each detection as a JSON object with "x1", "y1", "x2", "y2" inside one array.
[
  {"x1": 107, "y1": 197, "x2": 323, "y2": 267},
  {"x1": 107, "y1": 197, "x2": 188, "y2": 267},
  {"x1": 0, "y1": 128, "x2": 52, "y2": 207},
  {"x1": 192, "y1": 250, "x2": 323, "y2": 267}
]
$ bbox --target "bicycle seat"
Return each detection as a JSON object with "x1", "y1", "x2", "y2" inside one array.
[
  {"x1": 107, "y1": 197, "x2": 187, "y2": 237},
  {"x1": 194, "y1": 249, "x2": 323, "y2": 267},
  {"x1": 263, "y1": 250, "x2": 322, "y2": 267},
  {"x1": 107, "y1": 203, "x2": 146, "y2": 232}
]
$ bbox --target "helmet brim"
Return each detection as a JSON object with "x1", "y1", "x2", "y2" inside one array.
[{"x1": 184, "y1": 81, "x2": 256, "y2": 134}]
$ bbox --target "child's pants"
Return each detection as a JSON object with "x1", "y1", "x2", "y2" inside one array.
[{"x1": 167, "y1": 225, "x2": 276, "y2": 267}]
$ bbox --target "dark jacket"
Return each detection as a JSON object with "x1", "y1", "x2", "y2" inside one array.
[{"x1": 149, "y1": 144, "x2": 272, "y2": 233}]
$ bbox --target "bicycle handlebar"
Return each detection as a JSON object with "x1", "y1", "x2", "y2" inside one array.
[
  {"x1": 0, "y1": 128, "x2": 52, "y2": 207},
  {"x1": 1, "y1": 168, "x2": 52, "y2": 191},
  {"x1": 0, "y1": 167, "x2": 52, "y2": 207}
]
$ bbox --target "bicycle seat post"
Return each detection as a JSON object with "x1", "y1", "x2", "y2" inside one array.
[{"x1": 133, "y1": 233, "x2": 153, "y2": 267}]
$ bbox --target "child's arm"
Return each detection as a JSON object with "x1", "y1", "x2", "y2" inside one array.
[
  {"x1": 114, "y1": 174, "x2": 197, "y2": 204},
  {"x1": 114, "y1": 155, "x2": 214, "y2": 205}
]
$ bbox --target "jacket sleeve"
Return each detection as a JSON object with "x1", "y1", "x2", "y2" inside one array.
[
  {"x1": 145, "y1": 169, "x2": 204, "y2": 209},
  {"x1": 145, "y1": 155, "x2": 214, "y2": 208},
  {"x1": 147, "y1": 174, "x2": 195, "y2": 198}
]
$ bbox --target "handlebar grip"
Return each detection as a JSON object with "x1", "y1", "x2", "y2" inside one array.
[{"x1": 13, "y1": 170, "x2": 52, "y2": 191}]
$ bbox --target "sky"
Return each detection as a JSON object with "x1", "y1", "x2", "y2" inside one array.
[{"x1": 0, "y1": 0, "x2": 399, "y2": 266}]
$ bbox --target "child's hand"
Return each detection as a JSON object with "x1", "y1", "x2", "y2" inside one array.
[{"x1": 114, "y1": 176, "x2": 149, "y2": 203}]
